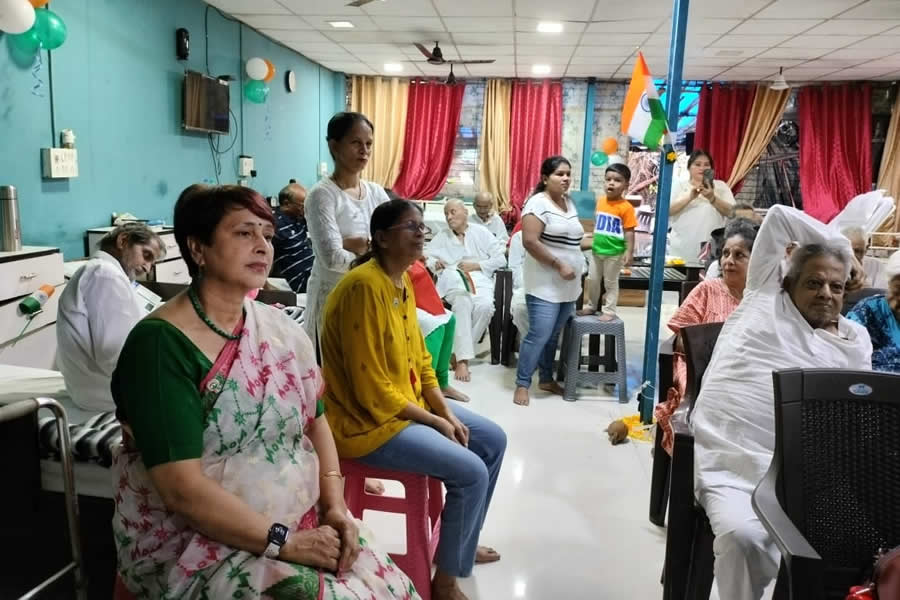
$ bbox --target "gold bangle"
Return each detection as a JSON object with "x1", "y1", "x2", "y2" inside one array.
[{"x1": 321, "y1": 470, "x2": 344, "y2": 480}]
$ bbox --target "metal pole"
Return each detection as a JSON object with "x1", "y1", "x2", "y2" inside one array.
[
  {"x1": 638, "y1": 0, "x2": 690, "y2": 424},
  {"x1": 580, "y1": 78, "x2": 597, "y2": 191}
]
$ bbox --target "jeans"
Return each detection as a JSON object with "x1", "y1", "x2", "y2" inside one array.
[
  {"x1": 515, "y1": 295, "x2": 575, "y2": 388},
  {"x1": 358, "y1": 404, "x2": 507, "y2": 578}
]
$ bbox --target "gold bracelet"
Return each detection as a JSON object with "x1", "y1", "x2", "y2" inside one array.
[{"x1": 321, "y1": 470, "x2": 344, "y2": 480}]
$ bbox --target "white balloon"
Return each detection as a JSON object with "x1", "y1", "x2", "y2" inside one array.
[
  {"x1": 0, "y1": 0, "x2": 35, "y2": 34},
  {"x1": 607, "y1": 154, "x2": 625, "y2": 165},
  {"x1": 246, "y1": 57, "x2": 268, "y2": 81}
]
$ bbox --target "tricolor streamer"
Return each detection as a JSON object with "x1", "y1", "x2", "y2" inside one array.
[{"x1": 31, "y1": 52, "x2": 45, "y2": 97}]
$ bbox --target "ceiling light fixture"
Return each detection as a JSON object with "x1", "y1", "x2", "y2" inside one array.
[
  {"x1": 327, "y1": 21, "x2": 355, "y2": 29},
  {"x1": 537, "y1": 22, "x2": 563, "y2": 33},
  {"x1": 532, "y1": 64, "x2": 551, "y2": 75},
  {"x1": 384, "y1": 63, "x2": 403, "y2": 72},
  {"x1": 770, "y1": 66, "x2": 790, "y2": 90}
]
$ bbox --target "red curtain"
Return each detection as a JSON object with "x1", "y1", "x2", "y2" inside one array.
[
  {"x1": 798, "y1": 84, "x2": 872, "y2": 223},
  {"x1": 392, "y1": 81, "x2": 466, "y2": 200},
  {"x1": 507, "y1": 80, "x2": 562, "y2": 223},
  {"x1": 693, "y1": 84, "x2": 757, "y2": 191}
]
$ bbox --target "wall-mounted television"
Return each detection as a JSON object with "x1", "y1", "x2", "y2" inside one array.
[{"x1": 183, "y1": 70, "x2": 230, "y2": 134}]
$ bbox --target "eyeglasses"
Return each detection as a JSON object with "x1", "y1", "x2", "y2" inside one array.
[{"x1": 388, "y1": 221, "x2": 431, "y2": 235}]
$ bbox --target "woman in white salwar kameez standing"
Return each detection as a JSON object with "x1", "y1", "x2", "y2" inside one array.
[
  {"x1": 691, "y1": 204, "x2": 872, "y2": 600},
  {"x1": 304, "y1": 112, "x2": 391, "y2": 349}
]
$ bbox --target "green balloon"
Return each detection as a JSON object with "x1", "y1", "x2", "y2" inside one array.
[
  {"x1": 591, "y1": 151, "x2": 608, "y2": 167},
  {"x1": 34, "y1": 9, "x2": 67, "y2": 51},
  {"x1": 244, "y1": 80, "x2": 269, "y2": 104},
  {"x1": 9, "y1": 28, "x2": 42, "y2": 55}
]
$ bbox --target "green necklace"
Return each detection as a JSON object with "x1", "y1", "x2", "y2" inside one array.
[{"x1": 188, "y1": 286, "x2": 242, "y2": 341}]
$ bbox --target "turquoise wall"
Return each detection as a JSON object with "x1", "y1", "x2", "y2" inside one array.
[{"x1": 0, "y1": 0, "x2": 345, "y2": 259}]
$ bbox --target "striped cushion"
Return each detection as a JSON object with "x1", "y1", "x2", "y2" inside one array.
[{"x1": 38, "y1": 411, "x2": 122, "y2": 468}]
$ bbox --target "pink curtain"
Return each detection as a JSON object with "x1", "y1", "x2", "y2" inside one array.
[
  {"x1": 798, "y1": 84, "x2": 872, "y2": 223},
  {"x1": 507, "y1": 80, "x2": 562, "y2": 223},
  {"x1": 392, "y1": 81, "x2": 466, "y2": 200},
  {"x1": 693, "y1": 84, "x2": 757, "y2": 191}
]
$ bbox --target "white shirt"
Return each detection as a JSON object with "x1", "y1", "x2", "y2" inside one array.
[
  {"x1": 508, "y1": 230, "x2": 526, "y2": 291},
  {"x1": 693, "y1": 205, "x2": 872, "y2": 496},
  {"x1": 469, "y1": 213, "x2": 509, "y2": 244},
  {"x1": 521, "y1": 192, "x2": 585, "y2": 303},
  {"x1": 668, "y1": 179, "x2": 735, "y2": 261},
  {"x1": 56, "y1": 251, "x2": 148, "y2": 412},
  {"x1": 864, "y1": 256, "x2": 889, "y2": 288},
  {"x1": 425, "y1": 222, "x2": 507, "y2": 298}
]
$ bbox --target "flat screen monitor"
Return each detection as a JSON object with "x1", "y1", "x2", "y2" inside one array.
[{"x1": 183, "y1": 70, "x2": 230, "y2": 134}]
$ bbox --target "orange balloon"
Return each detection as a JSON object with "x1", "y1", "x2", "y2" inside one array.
[
  {"x1": 263, "y1": 59, "x2": 276, "y2": 83},
  {"x1": 29, "y1": 0, "x2": 50, "y2": 6},
  {"x1": 601, "y1": 136, "x2": 618, "y2": 155}
]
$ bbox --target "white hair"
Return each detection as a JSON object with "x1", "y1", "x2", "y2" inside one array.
[
  {"x1": 782, "y1": 241, "x2": 853, "y2": 290},
  {"x1": 444, "y1": 198, "x2": 466, "y2": 212}
]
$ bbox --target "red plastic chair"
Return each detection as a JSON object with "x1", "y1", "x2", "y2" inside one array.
[{"x1": 340, "y1": 459, "x2": 443, "y2": 600}]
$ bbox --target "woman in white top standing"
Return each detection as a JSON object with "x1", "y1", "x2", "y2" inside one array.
[
  {"x1": 305, "y1": 112, "x2": 391, "y2": 346},
  {"x1": 513, "y1": 156, "x2": 592, "y2": 407},
  {"x1": 668, "y1": 149, "x2": 735, "y2": 262}
]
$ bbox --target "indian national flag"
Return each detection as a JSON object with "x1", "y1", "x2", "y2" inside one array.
[{"x1": 621, "y1": 52, "x2": 674, "y2": 151}]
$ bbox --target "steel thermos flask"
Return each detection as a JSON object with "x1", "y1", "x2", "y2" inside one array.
[{"x1": 0, "y1": 185, "x2": 23, "y2": 252}]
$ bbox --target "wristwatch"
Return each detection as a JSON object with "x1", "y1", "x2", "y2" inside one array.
[{"x1": 264, "y1": 523, "x2": 290, "y2": 558}]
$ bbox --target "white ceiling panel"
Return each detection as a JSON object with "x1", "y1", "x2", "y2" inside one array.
[
  {"x1": 517, "y1": 32, "x2": 587, "y2": 46},
  {"x1": 698, "y1": 46, "x2": 767, "y2": 58},
  {"x1": 301, "y1": 14, "x2": 379, "y2": 30},
  {"x1": 568, "y1": 55, "x2": 634, "y2": 65},
  {"x1": 806, "y1": 19, "x2": 900, "y2": 35},
  {"x1": 689, "y1": 18, "x2": 742, "y2": 34},
  {"x1": 565, "y1": 68, "x2": 620, "y2": 78},
  {"x1": 688, "y1": 0, "x2": 772, "y2": 19},
  {"x1": 464, "y1": 64, "x2": 516, "y2": 74},
  {"x1": 298, "y1": 50, "x2": 357, "y2": 61},
  {"x1": 816, "y1": 70, "x2": 871, "y2": 80},
  {"x1": 262, "y1": 29, "x2": 330, "y2": 43},
  {"x1": 513, "y1": 0, "x2": 596, "y2": 21},
  {"x1": 778, "y1": 35, "x2": 866, "y2": 49},
  {"x1": 342, "y1": 42, "x2": 413, "y2": 55},
  {"x1": 758, "y1": 47, "x2": 831, "y2": 59},
  {"x1": 369, "y1": 16, "x2": 445, "y2": 31},
  {"x1": 442, "y1": 17, "x2": 514, "y2": 32},
  {"x1": 517, "y1": 45, "x2": 578, "y2": 57},
  {"x1": 741, "y1": 57, "x2": 807, "y2": 67},
  {"x1": 205, "y1": 0, "x2": 288, "y2": 14},
  {"x1": 783, "y1": 67, "x2": 842, "y2": 77},
  {"x1": 431, "y1": 0, "x2": 513, "y2": 17},
  {"x1": 579, "y1": 33, "x2": 650, "y2": 46},
  {"x1": 717, "y1": 67, "x2": 779, "y2": 79},
  {"x1": 730, "y1": 19, "x2": 824, "y2": 35},
  {"x1": 605, "y1": 0, "x2": 672, "y2": 19},
  {"x1": 275, "y1": 0, "x2": 358, "y2": 16},
  {"x1": 233, "y1": 14, "x2": 312, "y2": 30},
  {"x1": 710, "y1": 35, "x2": 794, "y2": 47},
  {"x1": 514, "y1": 18, "x2": 586, "y2": 33},
  {"x1": 456, "y1": 44, "x2": 516, "y2": 56},
  {"x1": 754, "y1": 0, "x2": 865, "y2": 19},
  {"x1": 454, "y1": 32, "x2": 515, "y2": 44},
  {"x1": 586, "y1": 19, "x2": 665, "y2": 33},
  {"x1": 320, "y1": 62, "x2": 376, "y2": 74},
  {"x1": 838, "y1": 1, "x2": 900, "y2": 19},
  {"x1": 360, "y1": 0, "x2": 439, "y2": 17},
  {"x1": 824, "y1": 47, "x2": 897, "y2": 60},
  {"x1": 388, "y1": 32, "x2": 454, "y2": 44},
  {"x1": 573, "y1": 45, "x2": 640, "y2": 58}
]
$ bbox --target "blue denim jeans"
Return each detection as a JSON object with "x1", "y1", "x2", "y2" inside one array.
[
  {"x1": 358, "y1": 404, "x2": 507, "y2": 578},
  {"x1": 515, "y1": 295, "x2": 575, "y2": 388}
]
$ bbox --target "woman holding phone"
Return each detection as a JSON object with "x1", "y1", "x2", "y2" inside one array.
[{"x1": 668, "y1": 149, "x2": 735, "y2": 262}]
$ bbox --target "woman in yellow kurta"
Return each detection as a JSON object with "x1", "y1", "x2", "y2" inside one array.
[{"x1": 321, "y1": 198, "x2": 507, "y2": 600}]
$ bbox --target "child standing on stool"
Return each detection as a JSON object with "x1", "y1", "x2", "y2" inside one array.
[{"x1": 581, "y1": 163, "x2": 636, "y2": 321}]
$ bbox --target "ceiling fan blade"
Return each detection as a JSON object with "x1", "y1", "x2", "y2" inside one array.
[
  {"x1": 414, "y1": 42, "x2": 435, "y2": 60},
  {"x1": 346, "y1": 0, "x2": 375, "y2": 6},
  {"x1": 448, "y1": 59, "x2": 496, "y2": 65}
]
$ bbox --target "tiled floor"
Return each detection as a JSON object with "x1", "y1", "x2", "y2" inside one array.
[{"x1": 363, "y1": 295, "x2": 687, "y2": 600}]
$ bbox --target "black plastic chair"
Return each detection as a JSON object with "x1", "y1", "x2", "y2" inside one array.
[
  {"x1": 752, "y1": 368, "x2": 900, "y2": 600},
  {"x1": 662, "y1": 322, "x2": 723, "y2": 600},
  {"x1": 649, "y1": 335, "x2": 675, "y2": 527},
  {"x1": 841, "y1": 287, "x2": 885, "y2": 316}
]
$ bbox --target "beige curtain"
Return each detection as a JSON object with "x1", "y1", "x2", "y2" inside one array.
[
  {"x1": 349, "y1": 76, "x2": 409, "y2": 188},
  {"x1": 478, "y1": 79, "x2": 512, "y2": 214},
  {"x1": 877, "y1": 90, "x2": 900, "y2": 233},
  {"x1": 726, "y1": 85, "x2": 791, "y2": 189}
]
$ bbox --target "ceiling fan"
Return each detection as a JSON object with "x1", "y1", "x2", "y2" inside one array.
[{"x1": 414, "y1": 41, "x2": 495, "y2": 66}]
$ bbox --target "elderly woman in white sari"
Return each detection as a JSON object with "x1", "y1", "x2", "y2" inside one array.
[
  {"x1": 425, "y1": 199, "x2": 507, "y2": 381},
  {"x1": 691, "y1": 204, "x2": 872, "y2": 600}
]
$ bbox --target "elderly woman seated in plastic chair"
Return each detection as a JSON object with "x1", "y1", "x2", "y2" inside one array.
[
  {"x1": 110, "y1": 185, "x2": 418, "y2": 600},
  {"x1": 320, "y1": 198, "x2": 507, "y2": 600},
  {"x1": 848, "y1": 251, "x2": 900, "y2": 373}
]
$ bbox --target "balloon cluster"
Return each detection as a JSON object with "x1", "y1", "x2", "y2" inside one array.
[
  {"x1": 1, "y1": 0, "x2": 67, "y2": 55},
  {"x1": 243, "y1": 57, "x2": 274, "y2": 104},
  {"x1": 591, "y1": 137, "x2": 625, "y2": 167}
]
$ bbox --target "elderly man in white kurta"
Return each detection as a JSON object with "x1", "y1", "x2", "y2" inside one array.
[
  {"x1": 426, "y1": 199, "x2": 506, "y2": 381},
  {"x1": 469, "y1": 191, "x2": 509, "y2": 244},
  {"x1": 692, "y1": 205, "x2": 873, "y2": 600}
]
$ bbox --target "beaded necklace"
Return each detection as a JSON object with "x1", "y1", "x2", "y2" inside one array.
[{"x1": 188, "y1": 286, "x2": 242, "y2": 341}]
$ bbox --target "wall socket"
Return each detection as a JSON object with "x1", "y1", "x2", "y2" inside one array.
[
  {"x1": 238, "y1": 155, "x2": 254, "y2": 177},
  {"x1": 41, "y1": 148, "x2": 79, "y2": 178}
]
